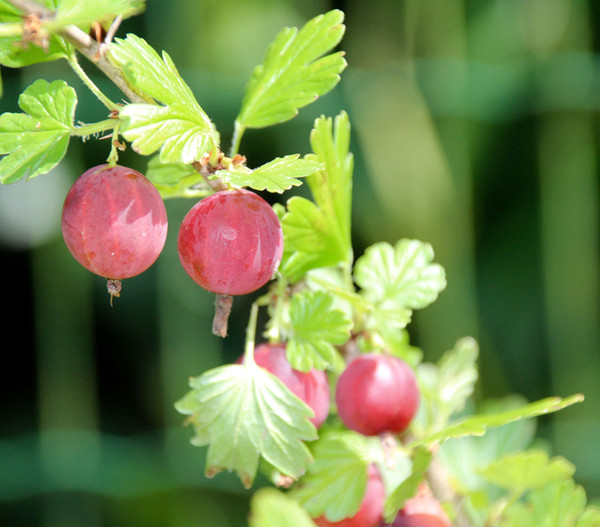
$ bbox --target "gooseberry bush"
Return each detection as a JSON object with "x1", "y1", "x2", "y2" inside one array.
[{"x1": 0, "y1": 2, "x2": 597, "y2": 526}]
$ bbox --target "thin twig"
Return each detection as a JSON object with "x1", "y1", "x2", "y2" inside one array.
[{"x1": 6, "y1": 0, "x2": 145, "y2": 103}]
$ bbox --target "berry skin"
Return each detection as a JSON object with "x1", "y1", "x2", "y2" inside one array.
[
  {"x1": 335, "y1": 354, "x2": 419, "y2": 436},
  {"x1": 177, "y1": 189, "x2": 283, "y2": 296},
  {"x1": 241, "y1": 343, "x2": 330, "y2": 427},
  {"x1": 314, "y1": 464, "x2": 385, "y2": 527},
  {"x1": 391, "y1": 485, "x2": 450, "y2": 527},
  {"x1": 61, "y1": 164, "x2": 167, "y2": 282}
]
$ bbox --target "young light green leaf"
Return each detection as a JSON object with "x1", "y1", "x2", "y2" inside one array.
[
  {"x1": 119, "y1": 102, "x2": 218, "y2": 164},
  {"x1": 0, "y1": 79, "x2": 76, "y2": 183},
  {"x1": 354, "y1": 239, "x2": 447, "y2": 329},
  {"x1": 110, "y1": 34, "x2": 219, "y2": 163},
  {"x1": 174, "y1": 363, "x2": 316, "y2": 489},
  {"x1": 213, "y1": 155, "x2": 321, "y2": 193},
  {"x1": 437, "y1": 337, "x2": 479, "y2": 415},
  {"x1": 383, "y1": 447, "x2": 433, "y2": 523},
  {"x1": 50, "y1": 0, "x2": 144, "y2": 30},
  {"x1": 292, "y1": 431, "x2": 370, "y2": 522},
  {"x1": 249, "y1": 488, "x2": 317, "y2": 527},
  {"x1": 481, "y1": 450, "x2": 575, "y2": 494},
  {"x1": 236, "y1": 9, "x2": 346, "y2": 129},
  {"x1": 411, "y1": 394, "x2": 584, "y2": 447},
  {"x1": 281, "y1": 112, "x2": 353, "y2": 281},
  {"x1": 144, "y1": 154, "x2": 211, "y2": 199},
  {"x1": 286, "y1": 290, "x2": 353, "y2": 372},
  {"x1": 500, "y1": 479, "x2": 591, "y2": 527}
]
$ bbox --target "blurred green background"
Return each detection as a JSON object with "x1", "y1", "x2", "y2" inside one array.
[{"x1": 1, "y1": 0, "x2": 599, "y2": 525}]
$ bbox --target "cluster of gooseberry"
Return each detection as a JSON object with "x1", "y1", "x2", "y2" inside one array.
[
  {"x1": 60, "y1": 163, "x2": 283, "y2": 321},
  {"x1": 61, "y1": 163, "x2": 448, "y2": 526}
]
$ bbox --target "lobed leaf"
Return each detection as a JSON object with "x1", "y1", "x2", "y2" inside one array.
[
  {"x1": 214, "y1": 155, "x2": 321, "y2": 193},
  {"x1": 0, "y1": 79, "x2": 75, "y2": 183},
  {"x1": 110, "y1": 34, "x2": 219, "y2": 164},
  {"x1": 292, "y1": 431, "x2": 370, "y2": 522},
  {"x1": 354, "y1": 239, "x2": 447, "y2": 329},
  {"x1": 383, "y1": 447, "x2": 433, "y2": 523},
  {"x1": 480, "y1": 450, "x2": 575, "y2": 494},
  {"x1": 281, "y1": 112, "x2": 353, "y2": 281},
  {"x1": 249, "y1": 488, "x2": 317, "y2": 527},
  {"x1": 175, "y1": 363, "x2": 316, "y2": 488},
  {"x1": 236, "y1": 10, "x2": 346, "y2": 129},
  {"x1": 286, "y1": 290, "x2": 353, "y2": 372},
  {"x1": 119, "y1": 102, "x2": 218, "y2": 164},
  {"x1": 144, "y1": 154, "x2": 211, "y2": 199},
  {"x1": 411, "y1": 394, "x2": 584, "y2": 447}
]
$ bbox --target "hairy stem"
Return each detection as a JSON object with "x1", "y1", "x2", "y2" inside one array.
[
  {"x1": 66, "y1": 53, "x2": 119, "y2": 111},
  {"x1": 72, "y1": 119, "x2": 116, "y2": 137}
]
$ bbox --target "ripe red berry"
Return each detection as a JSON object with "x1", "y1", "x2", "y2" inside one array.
[
  {"x1": 335, "y1": 354, "x2": 419, "y2": 436},
  {"x1": 61, "y1": 164, "x2": 167, "y2": 293},
  {"x1": 242, "y1": 343, "x2": 330, "y2": 427},
  {"x1": 314, "y1": 464, "x2": 385, "y2": 527},
  {"x1": 392, "y1": 485, "x2": 450, "y2": 527},
  {"x1": 177, "y1": 189, "x2": 283, "y2": 296}
]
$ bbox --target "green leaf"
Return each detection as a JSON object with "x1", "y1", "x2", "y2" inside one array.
[
  {"x1": 412, "y1": 394, "x2": 584, "y2": 447},
  {"x1": 119, "y1": 102, "x2": 219, "y2": 164},
  {"x1": 51, "y1": 0, "x2": 144, "y2": 30},
  {"x1": 500, "y1": 479, "x2": 592, "y2": 527},
  {"x1": 383, "y1": 446, "x2": 433, "y2": 523},
  {"x1": 292, "y1": 431, "x2": 370, "y2": 522},
  {"x1": 0, "y1": 79, "x2": 75, "y2": 183},
  {"x1": 214, "y1": 155, "x2": 321, "y2": 193},
  {"x1": 282, "y1": 112, "x2": 353, "y2": 281},
  {"x1": 144, "y1": 154, "x2": 211, "y2": 199},
  {"x1": 236, "y1": 10, "x2": 346, "y2": 129},
  {"x1": 286, "y1": 290, "x2": 353, "y2": 372},
  {"x1": 174, "y1": 363, "x2": 316, "y2": 488},
  {"x1": 110, "y1": 34, "x2": 219, "y2": 163},
  {"x1": 481, "y1": 450, "x2": 575, "y2": 495},
  {"x1": 354, "y1": 239, "x2": 447, "y2": 329},
  {"x1": 249, "y1": 488, "x2": 317, "y2": 527}
]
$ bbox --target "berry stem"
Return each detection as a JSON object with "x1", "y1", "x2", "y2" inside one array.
[
  {"x1": 72, "y1": 119, "x2": 116, "y2": 138},
  {"x1": 212, "y1": 294, "x2": 233, "y2": 337}
]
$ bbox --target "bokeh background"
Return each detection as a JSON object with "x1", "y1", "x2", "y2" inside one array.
[{"x1": 1, "y1": 0, "x2": 599, "y2": 525}]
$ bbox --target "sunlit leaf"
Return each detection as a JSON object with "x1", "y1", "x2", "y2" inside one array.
[
  {"x1": 236, "y1": 10, "x2": 346, "y2": 129},
  {"x1": 175, "y1": 363, "x2": 316, "y2": 488},
  {"x1": 412, "y1": 394, "x2": 584, "y2": 447},
  {"x1": 292, "y1": 431, "x2": 370, "y2": 522},
  {"x1": 51, "y1": 0, "x2": 144, "y2": 29},
  {"x1": 286, "y1": 290, "x2": 353, "y2": 372},
  {"x1": 249, "y1": 488, "x2": 317, "y2": 527},
  {"x1": 214, "y1": 155, "x2": 321, "y2": 193},
  {"x1": 0, "y1": 79, "x2": 75, "y2": 183},
  {"x1": 481, "y1": 450, "x2": 575, "y2": 494}
]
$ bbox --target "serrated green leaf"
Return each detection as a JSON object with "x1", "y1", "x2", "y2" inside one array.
[
  {"x1": 214, "y1": 155, "x2": 320, "y2": 193},
  {"x1": 412, "y1": 394, "x2": 584, "y2": 447},
  {"x1": 281, "y1": 112, "x2": 353, "y2": 281},
  {"x1": 175, "y1": 363, "x2": 316, "y2": 488},
  {"x1": 354, "y1": 239, "x2": 447, "y2": 329},
  {"x1": 501, "y1": 479, "x2": 590, "y2": 527},
  {"x1": 286, "y1": 290, "x2": 352, "y2": 372},
  {"x1": 249, "y1": 488, "x2": 317, "y2": 527},
  {"x1": 50, "y1": 0, "x2": 144, "y2": 30},
  {"x1": 119, "y1": 102, "x2": 218, "y2": 164},
  {"x1": 236, "y1": 10, "x2": 346, "y2": 129},
  {"x1": 481, "y1": 450, "x2": 575, "y2": 495},
  {"x1": 292, "y1": 431, "x2": 370, "y2": 521},
  {"x1": 110, "y1": 34, "x2": 219, "y2": 163},
  {"x1": 383, "y1": 446, "x2": 433, "y2": 523},
  {"x1": 144, "y1": 154, "x2": 211, "y2": 199},
  {"x1": 0, "y1": 79, "x2": 75, "y2": 183}
]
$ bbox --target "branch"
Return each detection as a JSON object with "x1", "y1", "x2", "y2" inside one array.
[{"x1": 6, "y1": 0, "x2": 146, "y2": 103}]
